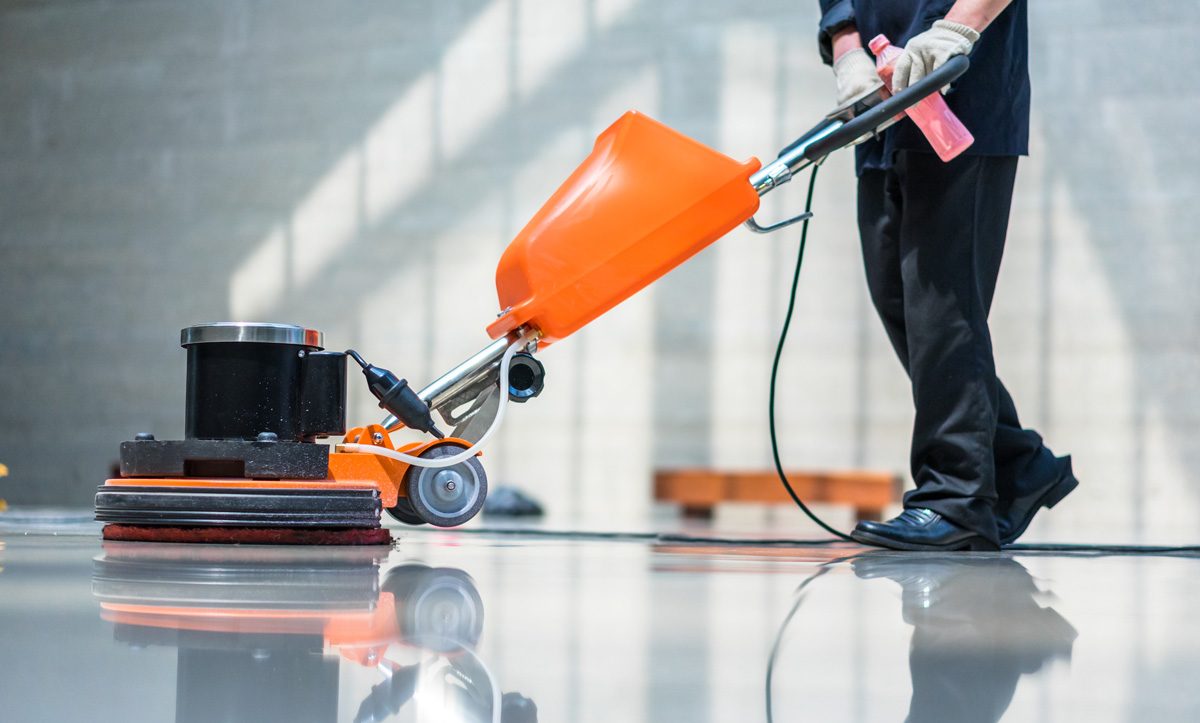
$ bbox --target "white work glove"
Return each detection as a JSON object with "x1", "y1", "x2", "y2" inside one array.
[
  {"x1": 891, "y1": 19, "x2": 980, "y2": 92},
  {"x1": 833, "y1": 47, "x2": 882, "y2": 106}
]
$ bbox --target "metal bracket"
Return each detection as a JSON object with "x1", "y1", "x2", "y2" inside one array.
[
  {"x1": 448, "y1": 386, "x2": 502, "y2": 443},
  {"x1": 440, "y1": 381, "x2": 496, "y2": 426},
  {"x1": 743, "y1": 211, "x2": 813, "y2": 234}
]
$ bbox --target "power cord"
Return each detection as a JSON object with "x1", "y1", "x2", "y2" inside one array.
[{"x1": 768, "y1": 162, "x2": 855, "y2": 542}]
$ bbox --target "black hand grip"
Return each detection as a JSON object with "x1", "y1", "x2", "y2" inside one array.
[{"x1": 802, "y1": 54, "x2": 970, "y2": 162}]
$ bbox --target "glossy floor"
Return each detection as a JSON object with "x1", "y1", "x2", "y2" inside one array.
[{"x1": 1, "y1": 525, "x2": 1199, "y2": 722}]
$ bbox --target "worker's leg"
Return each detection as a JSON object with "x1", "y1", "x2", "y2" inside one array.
[
  {"x1": 892, "y1": 151, "x2": 1020, "y2": 546},
  {"x1": 860, "y1": 157, "x2": 1073, "y2": 545},
  {"x1": 962, "y1": 172, "x2": 1078, "y2": 542},
  {"x1": 993, "y1": 383, "x2": 1078, "y2": 542},
  {"x1": 856, "y1": 167, "x2": 909, "y2": 365},
  {"x1": 993, "y1": 384, "x2": 1047, "y2": 493},
  {"x1": 972, "y1": 222, "x2": 1067, "y2": 523},
  {"x1": 857, "y1": 164, "x2": 997, "y2": 549},
  {"x1": 857, "y1": 166, "x2": 997, "y2": 549},
  {"x1": 858, "y1": 166, "x2": 1051, "y2": 509}
]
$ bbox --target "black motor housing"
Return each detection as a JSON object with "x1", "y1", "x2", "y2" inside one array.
[{"x1": 182, "y1": 323, "x2": 346, "y2": 442}]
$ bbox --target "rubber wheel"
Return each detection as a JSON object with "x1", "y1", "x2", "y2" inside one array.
[
  {"x1": 402, "y1": 444, "x2": 487, "y2": 528},
  {"x1": 386, "y1": 496, "x2": 426, "y2": 526}
]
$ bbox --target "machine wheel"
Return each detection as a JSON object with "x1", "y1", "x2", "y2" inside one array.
[
  {"x1": 386, "y1": 496, "x2": 426, "y2": 526},
  {"x1": 402, "y1": 444, "x2": 487, "y2": 528}
]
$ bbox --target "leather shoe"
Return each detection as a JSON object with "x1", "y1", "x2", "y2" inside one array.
[
  {"x1": 852, "y1": 508, "x2": 999, "y2": 552},
  {"x1": 997, "y1": 455, "x2": 1078, "y2": 545}
]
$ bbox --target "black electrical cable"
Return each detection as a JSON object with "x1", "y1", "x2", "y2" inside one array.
[
  {"x1": 416, "y1": 526, "x2": 849, "y2": 547},
  {"x1": 768, "y1": 162, "x2": 855, "y2": 542},
  {"x1": 344, "y1": 348, "x2": 370, "y2": 369},
  {"x1": 407, "y1": 527, "x2": 1200, "y2": 556},
  {"x1": 1006, "y1": 542, "x2": 1200, "y2": 556}
]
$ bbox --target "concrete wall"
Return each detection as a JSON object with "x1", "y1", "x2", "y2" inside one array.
[{"x1": 2, "y1": 0, "x2": 1197, "y2": 542}]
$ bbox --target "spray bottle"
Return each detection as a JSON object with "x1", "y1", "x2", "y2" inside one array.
[{"x1": 869, "y1": 34, "x2": 973, "y2": 162}]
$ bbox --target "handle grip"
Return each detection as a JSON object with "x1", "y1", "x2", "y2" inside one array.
[{"x1": 802, "y1": 55, "x2": 970, "y2": 162}]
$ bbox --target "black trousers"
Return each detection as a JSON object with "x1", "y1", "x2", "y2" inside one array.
[{"x1": 857, "y1": 152, "x2": 1058, "y2": 545}]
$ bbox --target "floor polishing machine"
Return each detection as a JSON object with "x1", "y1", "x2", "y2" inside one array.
[{"x1": 94, "y1": 58, "x2": 969, "y2": 544}]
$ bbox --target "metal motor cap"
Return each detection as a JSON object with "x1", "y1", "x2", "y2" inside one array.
[{"x1": 181, "y1": 322, "x2": 323, "y2": 349}]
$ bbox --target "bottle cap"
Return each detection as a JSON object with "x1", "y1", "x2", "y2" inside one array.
[{"x1": 868, "y1": 34, "x2": 891, "y2": 54}]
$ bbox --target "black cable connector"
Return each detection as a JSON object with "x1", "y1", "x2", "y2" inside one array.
[{"x1": 345, "y1": 349, "x2": 445, "y2": 438}]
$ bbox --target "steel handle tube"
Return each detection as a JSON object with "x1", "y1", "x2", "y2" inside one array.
[{"x1": 382, "y1": 333, "x2": 519, "y2": 430}]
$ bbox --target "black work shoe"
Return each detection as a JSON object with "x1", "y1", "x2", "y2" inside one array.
[
  {"x1": 851, "y1": 508, "x2": 999, "y2": 552},
  {"x1": 997, "y1": 455, "x2": 1078, "y2": 546}
]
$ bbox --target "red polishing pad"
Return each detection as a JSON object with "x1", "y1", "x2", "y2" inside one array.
[{"x1": 103, "y1": 524, "x2": 393, "y2": 546}]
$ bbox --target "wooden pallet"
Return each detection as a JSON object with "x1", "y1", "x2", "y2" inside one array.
[{"x1": 654, "y1": 469, "x2": 901, "y2": 521}]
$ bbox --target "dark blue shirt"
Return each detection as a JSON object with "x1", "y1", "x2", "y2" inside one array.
[{"x1": 817, "y1": 0, "x2": 1030, "y2": 173}]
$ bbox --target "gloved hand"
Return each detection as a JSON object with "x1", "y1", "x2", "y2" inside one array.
[
  {"x1": 891, "y1": 19, "x2": 980, "y2": 92},
  {"x1": 833, "y1": 47, "x2": 882, "y2": 106}
]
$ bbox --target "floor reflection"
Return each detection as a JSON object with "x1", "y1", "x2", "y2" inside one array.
[
  {"x1": 0, "y1": 531, "x2": 1191, "y2": 721},
  {"x1": 91, "y1": 542, "x2": 537, "y2": 723},
  {"x1": 851, "y1": 554, "x2": 1078, "y2": 723}
]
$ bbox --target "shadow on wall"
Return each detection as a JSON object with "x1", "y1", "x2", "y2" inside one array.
[
  {"x1": 3, "y1": 0, "x2": 831, "y2": 511},
  {"x1": 0, "y1": 0, "x2": 498, "y2": 503},
  {"x1": 222, "y1": 0, "x2": 671, "y2": 518},
  {"x1": 220, "y1": 0, "x2": 825, "y2": 521},
  {"x1": 1027, "y1": 3, "x2": 1200, "y2": 538}
]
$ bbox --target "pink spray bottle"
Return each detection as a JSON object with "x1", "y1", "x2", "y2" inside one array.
[{"x1": 869, "y1": 34, "x2": 973, "y2": 162}]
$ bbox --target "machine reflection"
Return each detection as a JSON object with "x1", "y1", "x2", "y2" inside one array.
[{"x1": 91, "y1": 543, "x2": 536, "y2": 722}]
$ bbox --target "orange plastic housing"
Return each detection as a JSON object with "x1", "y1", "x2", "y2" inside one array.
[{"x1": 486, "y1": 111, "x2": 761, "y2": 343}]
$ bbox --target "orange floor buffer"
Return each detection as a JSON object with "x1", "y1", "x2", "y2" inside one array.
[{"x1": 94, "y1": 58, "x2": 969, "y2": 544}]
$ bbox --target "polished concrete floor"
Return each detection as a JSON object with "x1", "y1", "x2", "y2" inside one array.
[{"x1": 2, "y1": 522, "x2": 1199, "y2": 722}]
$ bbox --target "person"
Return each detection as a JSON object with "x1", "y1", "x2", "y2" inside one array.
[{"x1": 816, "y1": 0, "x2": 1078, "y2": 550}]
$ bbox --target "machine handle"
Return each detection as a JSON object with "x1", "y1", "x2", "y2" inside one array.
[
  {"x1": 802, "y1": 55, "x2": 970, "y2": 162},
  {"x1": 748, "y1": 55, "x2": 970, "y2": 197}
]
